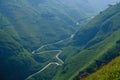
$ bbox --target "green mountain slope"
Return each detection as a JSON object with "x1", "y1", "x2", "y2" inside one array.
[
  {"x1": 0, "y1": 13, "x2": 63, "y2": 80},
  {"x1": 0, "y1": 0, "x2": 96, "y2": 80},
  {"x1": 0, "y1": 14, "x2": 42, "y2": 80},
  {"x1": 52, "y1": 3, "x2": 120, "y2": 80},
  {"x1": 85, "y1": 56, "x2": 120, "y2": 80},
  {"x1": 0, "y1": 0, "x2": 95, "y2": 50},
  {"x1": 0, "y1": 30, "x2": 39, "y2": 80},
  {"x1": 1, "y1": 0, "x2": 120, "y2": 80}
]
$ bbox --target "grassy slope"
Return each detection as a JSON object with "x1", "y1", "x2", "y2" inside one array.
[
  {"x1": 85, "y1": 56, "x2": 120, "y2": 80},
  {"x1": 53, "y1": 3, "x2": 120, "y2": 80}
]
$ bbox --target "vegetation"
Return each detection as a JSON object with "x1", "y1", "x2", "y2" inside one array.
[
  {"x1": 28, "y1": 65, "x2": 60, "y2": 80},
  {"x1": 33, "y1": 51, "x2": 60, "y2": 64},
  {"x1": 0, "y1": 0, "x2": 120, "y2": 80},
  {"x1": 0, "y1": 0, "x2": 95, "y2": 80},
  {"x1": 85, "y1": 56, "x2": 120, "y2": 80},
  {"x1": 0, "y1": 0, "x2": 95, "y2": 51},
  {"x1": 0, "y1": 29, "x2": 40, "y2": 80},
  {"x1": 52, "y1": 3, "x2": 120, "y2": 80}
]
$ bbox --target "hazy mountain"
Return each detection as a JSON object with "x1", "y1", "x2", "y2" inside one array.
[
  {"x1": 0, "y1": 0, "x2": 95, "y2": 50},
  {"x1": 0, "y1": 0, "x2": 95, "y2": 80},
  {"x1": 0, "y1": 0, "x2": 120, "y2": 80}
]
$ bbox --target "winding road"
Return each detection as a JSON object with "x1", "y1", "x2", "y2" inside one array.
[{"x1": 25, "y1": 34, "x2": 74, "y2": 80}]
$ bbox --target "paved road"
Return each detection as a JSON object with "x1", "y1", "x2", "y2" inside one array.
[
  {"x1": 37, "y1": 50, "x2": 60, "y2": 54},
  {"x1": 25, "y1": 34, "x2": 74, "y2": 80},
  {"x1": 56, "y1": 50, "x2": 64, "y2": 64},
  {"x1": 25, "y1": 62, "x2": 60, "y2": 80}
]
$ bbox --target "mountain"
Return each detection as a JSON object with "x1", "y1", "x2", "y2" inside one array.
[
  {"x1": 50, "y1": 2, "x2": 120, "y2": 80},
  {"x1": 0, "y1": 0, "x2": 95, "y2": 51},
  {"x1": 0, "y1": 17, "x2": 38, "y2": 80},
  {"x1": 0, "y1": 0, "x2": 96, "y2": 80},
  {"x1": 1, "y1": 0, "x2": 120, "y2": 80},
  {"x1": 84, "y1": 56, "x2": 120, "y2": 80}
]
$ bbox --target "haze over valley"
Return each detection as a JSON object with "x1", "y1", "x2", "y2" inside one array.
[{"x1": 0, "y1": 0, "x2": 120, "y2": 80}]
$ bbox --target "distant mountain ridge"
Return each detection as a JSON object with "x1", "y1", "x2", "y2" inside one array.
[{"x1": 88, "y1": 0, "x2": 120, "y2": 11}]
